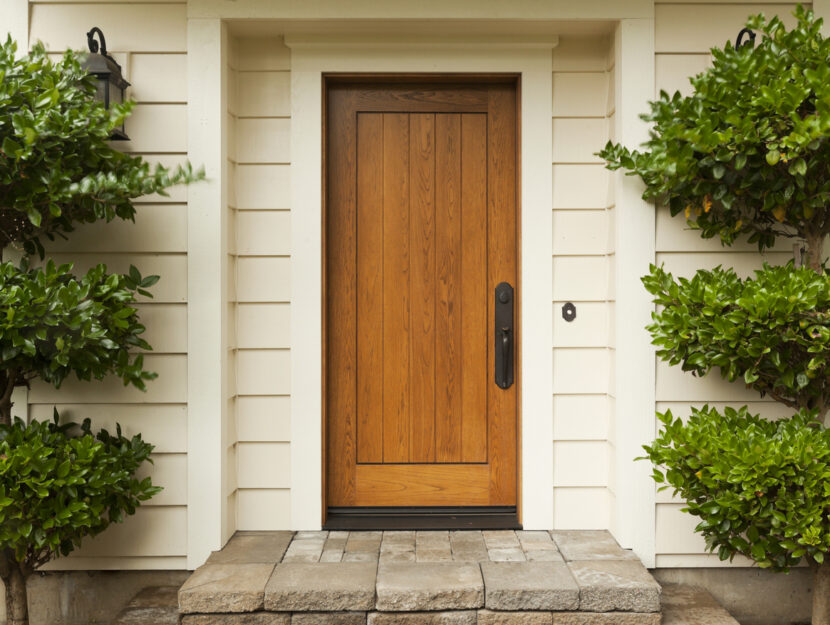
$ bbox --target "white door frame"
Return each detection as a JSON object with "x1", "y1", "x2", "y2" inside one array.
[{"x1": 286, "y1": 38, "x2": 556, "y2": 530}]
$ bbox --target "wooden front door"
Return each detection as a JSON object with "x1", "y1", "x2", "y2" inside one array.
[{"x1": 325, "y1": 77, "x2": 518, "y2": 512}]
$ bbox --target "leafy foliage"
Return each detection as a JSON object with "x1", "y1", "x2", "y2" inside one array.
[
  {"x1": 644, "y1": 406, "x2": 830, "y2": 571},
  {"x1": 643, "y1": 263, "x2": 830, "y2": 416},
  {"x1": 0, "y1": 37, "x2": 203, "y2": 257},
  {"x1": 0, "y1": 412, "x2": 160, "y2": 572},
  {"x1": 599, "y1": 6, "x2": 830, "y2": 255},
  {"x1": 0, "y1": 260, "x2": 157, "y2": 394}
]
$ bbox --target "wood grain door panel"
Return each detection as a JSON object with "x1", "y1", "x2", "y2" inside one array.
[{"x1": 326, "y1": 79, "x2": 518, "y2": 509}]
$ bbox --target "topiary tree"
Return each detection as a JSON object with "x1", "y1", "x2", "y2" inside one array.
[
  {"x1": 599, "y1": 6, "x2": 830, "y2": 625},
  {"x1": 0, "y1": 36, "x2": 203, "y2": 625}
]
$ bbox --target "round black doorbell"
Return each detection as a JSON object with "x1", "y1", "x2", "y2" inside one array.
[{"x1": 562, "y1": 302, "x2": 576, "y2": 322}]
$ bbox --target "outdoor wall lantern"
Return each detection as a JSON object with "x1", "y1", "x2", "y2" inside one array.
[{"x1": 81, "y1": 27, "x2": 130, "y2": 140}]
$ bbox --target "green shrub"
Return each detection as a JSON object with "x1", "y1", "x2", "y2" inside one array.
[
  {"x1": 599, "y1": 6, "x2": 830, "y2": 268},
  {"x1": 0, "y1": 412, "x2": 160, "y2": 570},
  {"x1": 0, "y1": 260, "x2": 159, "y2": 424},
  {"x1": 644, "y1": 406, "x2": 830, "y2": 570},
  {"x1": 643, "y1": 263, "x2": 830, "y2": 419},
  {"x1": 0, "y1": 37, "x2": 203, "y2": 257}
]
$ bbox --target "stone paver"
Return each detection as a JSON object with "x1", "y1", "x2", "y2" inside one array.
[
  {"x1": 179, "y1": 563, "x2": 276, "y2": 613},
  {"x1": 568, "y1": 560, "x2": 661, "y2": 612},
  {"x1": 481, "y1": 561, "x2": 580, "y2": 611},
  {"x1": 551, "y1": 614, "x2": 661, "y2": 624},
  {"x1": 367, "y1": 612, "x2": 477, "y2": 624},
  {"x1": 375, "y1": 562, "x2": 483, "y2": 611},
  {"x1": 477, "y1": 610, "x2": 552, "y2": 625},
  {"x1": 517, "y1": 531, "x2": 558, "y2": 552},
  {"x1": 182, "y1": 615, "x2": 289, "y2": 625},
  {"x1": 449, "y1": 531, "x2": 489, "y2": 562},
  {"x1": 550, "y1": 531, "x2": 638, "y2": 562},
  {"x1": 345, "y1": 532, "x2": 382, "y2": 559},
  {"x1": 483, "y1": 530, "x2": 522, "y2": 550},
  {"x1": 113, "y1": 586, "x2": 179, "y2": 625},
  {"x1": 209, "y1": 532, "x2": 294, "y2": 565},
  {"x1": 661, "y1": 583, "x2": 740, "y2": 625},
  {"x1": 291, "y1": 612, "x2": 367, "y2": 624},
  {"x1": 265, "y1": 562, "x2": 377, "y2": 612},
  {"x1": 283, "y1": 533, "x2": 328, "y2": 563},
  {"x1": 416, "y1": 531, "x2": 452, "y2": 562}
]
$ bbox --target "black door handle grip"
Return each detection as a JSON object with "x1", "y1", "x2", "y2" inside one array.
[{"x1": 495, "y1": 282, "x2": 514, "y2": 389}]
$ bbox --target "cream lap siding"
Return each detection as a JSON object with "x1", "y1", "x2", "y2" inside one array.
[
  {"x1": 551, "y1": 35, "x2": 616, "y2": 531},
  {"x1": 27, "y1": 0, "x2": 188, "y2": 570},
  {"x1": 232, "y1": 36, "x2": 292, "y2": 530},
  {"x1": 652, "y1": 0, "x2": 806, "y2": 568}
]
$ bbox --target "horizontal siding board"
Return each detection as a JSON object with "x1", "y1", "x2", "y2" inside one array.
[
  {"x1": 130, "y1": 54, "x2": 187, "y2": 103},
  {"x1": 552, "y1": 301, "x2": 608, "y2": 348},
  {"x1": 552, "y1": 209, "x2": 608, "y2": 255},
  {"x1": 553, "y1": 487, "x2": 610, "y2": 530},
  {"x1": 29, "y1": 354, "x2": 186, "y2": 403},
  {"x1": 237, "y1": 72, "x2": 291, "y2": 117},
  {"x1": 30, "y1": 4, "x2": 186, "y2": 52},
  {"x1": 238, "y1": 303, "x2": 291, "y2": 348},
  {"x1": 235, "y1": 37, "x2": 291, "y2": 71},
  {"x1": 237, "y1": 396, "x2": 291, "y2": 442},
  {"x1": 553, "y1": 348, "x2": 610, "y2": 395},
  {"x1": 237, "y1": 118, "x2": 291, "y2": 163},
  {"x1": 655, "y1": 54, "x2": 710, "y2": 98},
  {"x1": 553, "y1": 441, "x2": 608, "y2": 487},
  {"x1": 237, "y1": 349, "x2": 291, "y2": 395},
  {"x1": 237, "y1": 442, "x2": 290, "y2": 488},
  {"x1": 552, "y1": 72, "x2": 608, "y2": 118},
  {"x1": 235, "y1": 165, "x2": 291, "y2": 209},
  {"x1": 552, "y1": 35, "x2": 610, "y2": 72},
  {"x1": 655, "y1": 3, "x2": 802, "y2": 53},
  {"x1": 42, "y1": 556, "x2": 187, "y2": 571},
  {"x1": 655, "y1": 401, "x2": 786, "y2": 421},
  {"x1": 552, "y1": 118, "x2": 606, "y2": 163},
  {"x1": 136, "y1": 155, "x2": 190, "y2": 203},
  {"x1": 44, "y1": 205, "x2": 187, "y2": 254},
  {"x1": 553, "y1": 395, "x2": 609, "y2": 440},
  {"x1": 656, "y1": 251, "x2": 792, "y2": 278},
  {"x1": 656, "y1": 207, "x2": 784, "y2": 252},
  {"x1": 122, "y1": 104, "x2": 187, "y2": 153},
  {"x1": 28, "y1": 403, "x2": 187, "y2": 453},
  {"x1": 552, "y1": 165, "x2": 609, "y2": 209},
  {"x1": 552, "y1": 256, "x2": 608, "y2": 301},
  {"x1": 237, "y1": 211, "x2": 291, "y2": 256},
  {"x1": 237, "y1": 257, "x2": 291, "y2": 302},
  {"x1": 134, "y1": 303, "x2": 188, "y2": 354},
  {"x1": 135, "y1": 453, "x2": 187, "y2": 506},
  {"x1": 656, "y1": 359, "x2": 763, "y2": 402},
  {"x1": 237, "y1": 489, "x2": 290, "y2": 530}
]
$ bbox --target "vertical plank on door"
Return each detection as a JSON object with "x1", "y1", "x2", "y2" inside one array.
[
  {"x1": 435, "y1": 113, "x2": 462, "y2": 463},
  {"x1": 409, "y1": 113, "x2": 437, "y2": 463},
  {"x1": 382, "y1": 113, "x2": 411, "y2": 463},
  {"x1": 326, "y1": 88, "x2": 358, "y2": 504},
  {"x1": 487, "y1": 84, "x2": 518, "y2": 504},
  {"x1": 356, "y1": 113, "x2": 384, "y2": 463},
  {"x1": 460, "y1": 114, "x2": 488, "y2": 463}
]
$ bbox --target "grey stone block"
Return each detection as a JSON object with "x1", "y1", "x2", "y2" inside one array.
[
  {"x1": 112, "y1": 607, "x2": 178, "y2": 625},
  {"x1": 483, "y1": 530, "x2": 521, "y2": 549},
  {"x1": 551, "y1": 614, "x2": 661, "y2": 625},
  {"x1": 265, "y1": 562, "x2": 377, "y2": 611},
  {"x1": 487, "y1": 548, "x2": 526, "y2": 562},
  {"x1": 481, "y1": 561, "x2": 580, "y2": 611},
  {"x1": 291, "y1": 612, "x2": 367, "y2": 624},
  {"x1": 182, "y1": 615, "x2": 290, "y2": 625},
  {"x1": 208, "y1": 532, "x2": 294, "y2": 565},
  {"x1": 525, "y1": 550, "x2": 564, "y2": 562},
  {"x1": 367, "y1": 612, "x2": 477, "y2": 625},
  {"x1": 179, "y1": 563, "x2": 276, "y2": 613},
  {"x1": 550, "y1": 531, "x2": 639, "y2": 562},
  {"x1": 477, "y1": 610, "x2": 553, "y2": 625},
  {"x1": 568, "y1": 560, "x2": 661, "y2": 612},
  {"x1": 375, "y1": 562, "x2": 483, "y2": 611}
]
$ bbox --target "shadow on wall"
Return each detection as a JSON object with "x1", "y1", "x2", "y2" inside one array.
[
  {"x1": 0, "y1": 570, "x2": 189, "y2": 625},
  {"x1": 653, "y1": 567, "x2": 812, "y2": 625}
]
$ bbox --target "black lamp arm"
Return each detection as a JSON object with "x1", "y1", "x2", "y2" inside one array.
[{"x1": 86, "y1": 27, "x2": 108, "y2": 56}]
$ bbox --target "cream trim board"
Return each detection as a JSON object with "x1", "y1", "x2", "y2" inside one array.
[{"x1": 288, "y1": 43, "x2": 555, "y2": 530}]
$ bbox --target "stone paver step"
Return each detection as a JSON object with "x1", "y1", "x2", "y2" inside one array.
[
  {"x1": 178, "y1": 529, "x2": 663, "y2": 619},
  {"x1": 111, "y1": 586, "x2": 179, "y2": 625}
]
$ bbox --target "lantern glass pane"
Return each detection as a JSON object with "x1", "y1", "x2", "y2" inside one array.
[
  {"x1": 94, "y1": 78, "x2": 107, "y2": 105},
  {"x1": 109, "y1": 80, "x2": 122, "y2": 107}
]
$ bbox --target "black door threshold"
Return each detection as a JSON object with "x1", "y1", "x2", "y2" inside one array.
[{"x1": 323, "y1": 506, "x2": 521, "y2": 530}]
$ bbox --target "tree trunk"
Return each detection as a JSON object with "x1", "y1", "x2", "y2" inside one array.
[
  {"x1": 3, "y1": 564, "x2": 28, "y2": 625},
  {"x1": 805, "y1": 232, "x2": 825, "y2": 273},
  {"x1": 0, "y1": 370, "x2": 17, "y2": 427},
  {"x1": 813, "y1": 560, "x2": 830, "y2": 625}
]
